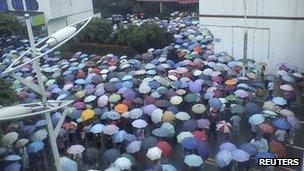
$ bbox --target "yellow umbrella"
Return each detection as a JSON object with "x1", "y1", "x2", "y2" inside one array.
[
  {"x1": 75, "y1": 90, "x2": 85, "y2": 99},
  {"x1": 162, "y1": 111, "x2": 175, "y2": 122},
  {"x1": 81, "y1": 109, "x2": 95, "y2": 121}
]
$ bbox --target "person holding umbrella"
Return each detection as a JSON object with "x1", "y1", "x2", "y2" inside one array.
[
  {"x1": 229, "y1": 115, "x2": 241, "y2": 136},
  {"x1": 208, "y1": 116, "x2": 218, "y2": 142}
]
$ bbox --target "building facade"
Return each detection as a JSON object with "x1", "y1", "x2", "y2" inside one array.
[
  {"x1": 199, "y1": 0, "x2": 304, "y2": 72},
  {"x1": 0, "y1": 0, "x2": 94, "y2": 34}
]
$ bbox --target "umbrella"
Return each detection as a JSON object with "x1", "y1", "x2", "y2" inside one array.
[
  {"x1": 105, "y1": 166, "x2": 120, "y2": 171},
  {"x1": 132, "y1": 119, "x2": 148, "y2": 128},
  {"x1": 4, "y1": 163, "x2": 21, "y2": 171},
  {"x1": 143, "y1": 104, "x2": 157, "y2": 115},
  {"x1": 287, "y1": 116, "x2": 301, "y2": 129},
  {"x1": 114, "y1": 157, "x2": 132, "y2": 170},
  {"x1": 272, "y1": 118, "x2": 291, "y2": 130},
  {"x1": 208, "y1": 98, "x2": 222, "y2": 109},
  {"x1": 98, "y1": 95, "x2": 108, "y2": 107},
  {"x1": 231, "y1": 105, "x2": 245, "y2": 114},
  {"x1": 272, "y1": 97, "x2": 287, "y2": 106},
  {"x1": 232, "y1": 149, "x2": 250, "y2": 162},
  {"x1": 129, "y1": 108, "x2": 143, "y2": 119},
  {"x1": 191, "y1": 104, "x2": 206, "y2": 114},
  {"x1": 112, "y1": 130, "x2": 127, "y2": 143},
  {"x1": 126, "y1": 141, "x2": 142, "y2": 153},
  {"x1": 216, "y1": 121, "x2": 232, "y2": 133},
  {"x1": 156, "y1": 141, "x2": 172, "y2": 157},
  {"x1": 35, "y1": 119, "x2": 48, "y2": 127},
  {"x1": 162, "y1": 164, "x2": 177, "y2": 171},
  {"x1": 27, "y1": 141, "x2": 44, "y2": 153},
  {"x1": 249, "y1": 114, "x2": 265, "y2": 125},
  {"x1": 67, "y1": 144, "x2": 85, "y2": 155},
  {"x1": 152, "y1": 128, "x2": 169, "y2": 138},
  {"x1": 114, "y1": 104, "x2": 128, "y2": 113},
  {"x1": 184, "y1": 154, "x2": 203, "y2": 167},
  {"x1": 4, "y1": 154, "x2": 21, "y2": 161},
  {"x1": 255, "y1": 152, "x2": 276, "y2": 164},
  {"x1": 263, "y1": 101, "x2": 276, "y2": 111},
  {"x1": 258, "y1": 123, "x2": 275, "y2": 134},
  {"x1": 139, "y1": 85, "x2": 151, "y2": 94},
  {"x1": 225, "y1": 79, "x2": 237, "y2": 85},
  {"x1": 240, "y1": 143, "x2": 258, "y2": 156},
  {"x1": 192, "y1": 131, "x2": 207, "y2": 141},
  {"x1": 103, "y1": 125, "x2": 119, "y2": 135},
  {"x1": 15, "y1": 138, "x2": 29, "y2": 148},
  {"x1": 175, "y1": 111, "x2": 191, "y2": 121},
  {"x1": 104, "y1": 111, "x2": 121, "y2": 120},
  {"x1": 280, "y1": 84, "x2": 294, "y2": 91},
  {"x1": 184, "y1": 93, "x2": 199, "y2": 103},
  {"x1": 245, "y1": 102, "x2": 262, "y2": 115},
  {"x1": 109, "y1": 94, "x2": 121, "y2": 103},
  {"x1": 220, "y1": 142, "x2": 237, "y2": 152},
  {"x1": 177, "y1": 131, "x2": 193, "y2": 143},
  {"x1": 197, "y1": 119, "x2": 211, "y2": 128},
  {"x1": 170, "y1": 96, "x2": 183, "y2": 105},
  {"x1": 151, "y1": 108, "x2": 163, "y2": 124},
  {"x1": 234, "y1": 89, "x2": 248, "y2": 98},
  {"x1": 183, "y1": 119, "x2": 198, "y2": 131},
  {"x1": 160, "y1": 122, "x2": 175, "y2": 138},
  {"x1": 162, "y1": 111, "x2": 175, "y2": 122},
  {"x1": 225, "y1": 95, "x2": 239, "y2": 102},
  {"x1": 90, "y1": 123, "x2": 105, "y2": 134},
  {"x1": 1, "y1": 132, "x2": 18, "y2": 145},
  {"x1": 142, "y1": 136, "x2": 158, "y2": 150},
  {"x1": 215, "y1": 150, "x2": 232, "y2": 168},
  {"x1": 31, "y1": 128, "x2": 48, "y2": 141},
  {"x1": 181, "y1": 137, "x2": 197, "y2": 150},
  {"x1": 269, "y1": 140, "x2": 288, "y2": 157},
  {"x1": 262, "y1": 110, "x2": 277, "y2": 118},
  {"x1": 103, "y1": 148, "x2": 121, "y2": 164},
  {"x1": 81, "y1": 109, "x2": 95, "y2": 121},
  {"x1": 279, "y1": 109, "x2": 294, "y2": 117},
  {"x1": 146, "y1": 147, "x2": 162, "y2": 161}
]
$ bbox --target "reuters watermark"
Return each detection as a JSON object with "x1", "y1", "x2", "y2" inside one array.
[{"x1": 258, "y1": 158, "x2": 301, "y2": 166}]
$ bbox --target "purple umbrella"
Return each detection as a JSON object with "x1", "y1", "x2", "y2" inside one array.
[
  {"x1": 219, "y1": 142, "x2": 237, "y2": 152},
  {"x1": 122, "y1": 89, "x2": 136, "y2": 100},
  {"x1": 143, "y1": 104, "x2": 157, "y2": 116},
  {"x1": 181, "y1": 137, "x2": 197, "y2": 150},
  {"x1": 4, "y1": 162, "x2": 21, "y2": 171},
  {"x1": 84, "y1": 84, "x2": 95, "y2": 95},
  {"x1": 188, "y1": 81, "x2": 202, "y2": 93},
  {"x1": 196, "y1": 139, "x2": 209, "y2": 160},
  {"x1": 104, "y1": 82, "x2": 117, "y2": 93},
  {"x1": 97, "y1": 95, "x2": 108, "y2": 107},
  {"x1": 287, "y1": 116, "x2": 301, "y2": 129},
  {"x1": 197, "y1": 119, "x2": 211, "y2": 129},
  {"x1": 73, "y1": 102, "x2": 85, "y2": 110},
  {"x1": 240, "y1": 143, "x2": 258, "y2": 156},
  {"x1": 94, "y1": 88, "x2": 105, "y2": 96},
  {"x1": 183, "y1": 119, "x2": 198, "y2": 131}
]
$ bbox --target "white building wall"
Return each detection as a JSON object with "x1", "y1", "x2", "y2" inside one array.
[{"x1": 199, "y1": 0, "x2": 304, "y2": 73}]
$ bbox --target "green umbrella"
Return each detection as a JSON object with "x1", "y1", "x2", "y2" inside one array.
[
  {"x1": 231, "y1": 105, "x2": 245, "y2": 114},
  {"x1": 184, "y1": 93, "x2": 198, "y2": 103},
  {"x1": 109, "y1": 94, "x2": 121, "y2": 103},
  {"x1": 160, "y1": 122, "x2": 175, "y2": 138},
  {"x1": 225, "y1": 95, "x2": 239, "y2": 102},
  {"x1": 156, "y1": 86, "x2": 168, "y2": 95},
  {"x1": 192, "y1": 104, "x2": 206, "y2": 114}
]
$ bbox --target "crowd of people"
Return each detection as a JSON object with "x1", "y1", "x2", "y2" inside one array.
[{"x1": 0, "y1": 12, "x2": 303, "y2": 171}]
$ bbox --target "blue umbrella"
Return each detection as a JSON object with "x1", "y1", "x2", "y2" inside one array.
[
  {"x1": 35, "y1": 119, "x2": 47, "y2": 127},
  {"x1": 27, "y1": 141, "x2": 44, "y2": 153},
  {"x1": 245, "y1": 102, "x2": 262, "y2": 115},
  {"x1": 152, "y1": 128, "x2": 169, "y2": 138},
  {"x1": 272, "y1": 118, "x2": 291, "y2": 130},
  {"x1": 183, "y1": 119, "x2": 198, "y2": 132},
  {"x1": 219, "y1": 142, "x2": 237, "y2": 152},
  {"x1": 4, "y1": 162, "x2": 21, "y2": 171},
  {"x1": 240, "y1": 143, "x2": 258, "y2": 156},
  {"x1": 196, "y1": 139, "x2": 209, "y2": 160},
  {"x1": 272, "y1": 97, "x2": 287, "y2": 106},
  {"x1": 255, "y1": 152, "x2": 276, "y2": 164},
  {"x1": 208, "y1": 98, "x2": 222, "y2": 109},
  {"x1": 181, "y1": 137, "x2": 197, "y2": 150}
]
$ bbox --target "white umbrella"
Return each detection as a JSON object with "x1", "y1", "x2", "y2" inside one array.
[
  {"x1": 146, "y1": 147, "x2": 162, "y2": 161},
  {"x1": 114, "y1": 157, "x2": 132, "y2": 170},
  {"x1": 90, "y1": 123, "x2": 105, "y2": 134},
  {"x1": 215, "y1": 150, "x2": 232, "y2": 168},
  {"x1": 170, "y1": 96, "x2": 183, "y2": 105},
  {"x1": 132, "y1": 119, "x2": 148, "y2": 128},
  {"x1": 191, "y1": 104, "x2": 206, "y2": 114},
  {"x1": 151, "y1": 108, "x2": 163, "y2": 124},
  {"x1": 1, "y1": 132, "x2": 18, "y2": 146},
  {"x1": 67, "y1": 144, "x2": 85, "y2": 155},
  {"x1": 126, "y1": 141, "x2": 142, "y2": 154},
  {"x1": 139, "y1": 85, "x2": 151, "y2": 94},
  {"x1": 184, "y1": 154, "x2": 203, "y2": 167},
  {"x1": 103, "y1": 125, "x2": 119, "y2": 135},
  {"x1": 129, "y1": 108, "x2": 143, "y2": 119},
  {"x1": 232, "y1": 149, "x2": 250, "y2": 162},
  {"x1": 4, "y1": 154, "x2": 21, "y2": 161},
  {"x1": 177, "y1": 131, "x2": 193, "y2": 143},
  {"x1": 15, "y1": 138, "x2": 29, "y2": 148},
  {"x1": 31, "y1": 128, "x2": 48, "y2": 141},
  {"x1": 60, "y1": 156, "x2": 77, "y2": 171},
  {"x1": 175, "y1": 112, "x2": 191, "y2": 121}
]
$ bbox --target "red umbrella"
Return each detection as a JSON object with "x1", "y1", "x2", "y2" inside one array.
[
  {"x1": 192, "y1": 131, "x2": 207, "y2": 141},
  {"x1": 269, "y1": 140, "x2": 288, "y2": 158},
  {"x1": 156, "y1": 141, "x2": 172, "y2": 157},
  {"x1": 258, "y1": 123, "x2": 275, "y2": 134}
]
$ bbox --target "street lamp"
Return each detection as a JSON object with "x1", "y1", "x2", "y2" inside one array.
[
  {"x1": 0, "y1": 14, "x2": 91, "y2": 171},
  {"x1": 242, "y1": 0, "x2": 248, "y2": 77}
]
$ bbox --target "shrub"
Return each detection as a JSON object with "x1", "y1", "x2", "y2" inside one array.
[
  {"x1": 0, "y1": 78, "x2": 18, "y2": 107},
  {"x1": 0, "y1": 13, "x2": 23, "y2": 38}
]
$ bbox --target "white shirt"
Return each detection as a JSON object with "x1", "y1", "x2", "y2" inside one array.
[{"x1": 250, "y1": 138, "x2": 269, "y2": 152}]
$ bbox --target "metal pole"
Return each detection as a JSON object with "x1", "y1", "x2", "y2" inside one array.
[
  {"x1": 160, "y1": 2, "x2": 163, "y2": 14},
  {"x1": 242, "y1": 0, "x2": 248, "y2": 77},
  {"x1": 24, "y1": 14, "x2": 61, "y2": 171},
  {"x1": 22, "y1": 0, "x2": 27, "y2": 11}
]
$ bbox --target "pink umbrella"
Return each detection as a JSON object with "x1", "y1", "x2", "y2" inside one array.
[
  {"x1": 103, "y1": 125, "x2": 119, "y2": 135},
  {"x1": 97, "y1": 95, "x2": 108, "y2": 107},
  {"x1": 73, "y1": 102, "x2": 85, "y2": 110},
  {"x1": 67, "y1": 144, "x2": 85, "y2": 155},
  {"x1": 280, "y1": 84, "x2": 294, "y2": 91},
  {"x1": 197, "y1": 119, "x2": 211, "y2": 128},
  {"x1": 234, "y1": 89, "x2": 248, "y2": 98}
]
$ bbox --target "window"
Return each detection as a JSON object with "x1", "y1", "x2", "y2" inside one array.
[
  {"x1": 26, "y1": 0, "x2": 39, "y2": 11},
  {"x1": 12, "y1": 0, "x2": 24, "y2": 10},
  {"x1": 0, "y1": 0, "x2": 9, "y2": 12}
]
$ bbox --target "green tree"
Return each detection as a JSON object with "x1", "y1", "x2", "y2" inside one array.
[
  {"x1": 0, "y1": 78, "x2": 18, "y2": 107},
  {"x1": 75, "y1": 18, "x2": 113, "y2": 44},
  {"x1": 0, "y1": 13, "x2": 23, "y2": 38}
]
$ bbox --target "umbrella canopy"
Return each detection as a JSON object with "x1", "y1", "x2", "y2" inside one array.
[
  {"x1": 279, "y1": 109, "x2": 294, "y2": 117},
  {"x1": 287, "y1": 116, "x2": 301, "y2": 129},
  {"x1": 15, "y1": 138, "x2": 29, "y2": 148},
  {"x1": 146, "y1": 147, "x2": 162, "y2": 161},
  {"x1": 90, "y1": 123, "x2": 105, "y2": 134},
  {"x1": 231, "y1": 105, "x2": 245, "y2": 114},
  {"x1": 249, "y1": 114, "x2": 265, "y2": 125},
  {"x1": 177, "y1": 131, "x2": 193, "y2": 143},
  {"x1": 156, "y1": 141, "x2": 173, "y2": 157},
  {"x1": 103, "y1": 125, "x2": 119, "y2": 135},
  {"x1": 31, "y1": 128, "x2": 48, "y2": 141},
  {"x1": 272, "y1": 97, "x2": 287, "y2": 106},
  {"x1": 4, "y1": 154, "x2": 21, "y2": 161},
  {"x1": 191, "y1": 104, "x2": 206, "y2": 114},
  {"x1": 170, "y1": 96, "x2": 183, "y2": 105},
  {"x1": 225, "y1": 95, "x2": 239, "y2": 102},
  {"x1": 192, "y1": 131, "x2": 207, "y2": 141},
  {"x1": 112, "y1": 130, "x2": 127, "y2": 143},
  {"x1": 103, "y1": 148, "x2": 121, "y2": 164},
  {"x1": 67, "y1": 144, "x2": 85, "y2": 155},
  {"x1": 81, "y1": 109, "x2": 95, "y2": 121},
  {"x1": 215, "y1": 150, "x2": 232, "y2": 168},
  {"x1": 114, "y1": 104, "x2": 128, "y2": 113},
  {"x1": 162, "y1": 111, "x2": 176, "y2": 122},
  {"x1": 219, "y1": 142, "x2": 237, "y2": 152},
  {"x1": 208, "y1": 98, "x2": 222, "y2": 109},
  {"x1": 162, "y1": 164, "x2": 177, "y2": 171},
  {"x1": 272, "y1": 118, "x2": 291, "y2": 130},
  {"x1": 160, "y1": 122, "x2": 175, "y2": 138},
  {"x1": 232, "y1": 149, "x2": 250, "y2": 162},
  {"x1": 197, "y1": 119, "x2": 211, "y2": 129},
  {"x1": 183, "y1": 119, "x2": 198, "y2": 131},
  {"x1": 151, "y1": 108, "x2": 163, "y2": 124},
  {"x1": 269, "y1": 140, "x2": 288, "y2": 157},
  {"x1": 184, "y1": 154, "x2": 203, "y2": 167},
  {"x1": 240, "y1": 143, "x2": 258, "y2": 156},
  {"x1": 216, "y1": 121, "x2": 232, "y2": 133},
  {"x1": 255, "y1": 152, "x2": 276, "y2": 164},
  {"x1": 234, "y1": 89, "x2": 248, "y2": 98},
  {"x1": 152, "y1": 128, "x2": 169, "y2": 138},
  {"x1": 279, "y1": 84, "x2": 294, "y2": 91},
  {"x1": 109, "y1": 94, "x2": 121, "y2": 103},
  {"x1": 114, "y1": 157, "x2": 132, "y2": 170},
  {"x1": 142, "y1": 136, "x2": 158, "y2": 150},
  {"x1": 4, "y1": 163, "x2": 21, "y2": 171},
  {"x1": 258, "y1": 123, "x2": 275, "y2": 134},
  {"x1": 175, "y1": 111, "x2": 191, "y2": 121},
  {"x1": 1, "y1": 132, "x2": 18, "y2": 145},
  {"x1": 132, "y1": 119, "x2": 148, "y2": 128},
  {"x1": 181, "y1": 137, "x2": 197, "y2": 150},
  {"x1": 245, "y1": 102, "x2": 262, "y2": 115},
  {"x1": 126, "y1": 141, "x2": 142, "y2": 154},
  {"x1": 27, "y1": 141, "x2": 44, "y2": 153}
]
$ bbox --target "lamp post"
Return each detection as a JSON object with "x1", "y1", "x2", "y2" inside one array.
[
  {"x1": 242, "y1": 0, "x2": 248, "y2": 77},
  {"x1": 0, "y1": 14, "x2": 91, "y2": 171}
]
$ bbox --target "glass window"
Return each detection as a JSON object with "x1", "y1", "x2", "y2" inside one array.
[
  {"x1": 26, "y1": 0, "x2": 39, "y2": 11},
  {"x1": 0, "y1": 0, "x2": 9, "y2": 12},
  {"x1": 11, "y1": 0, "x2": 24, "y2": 10}
]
